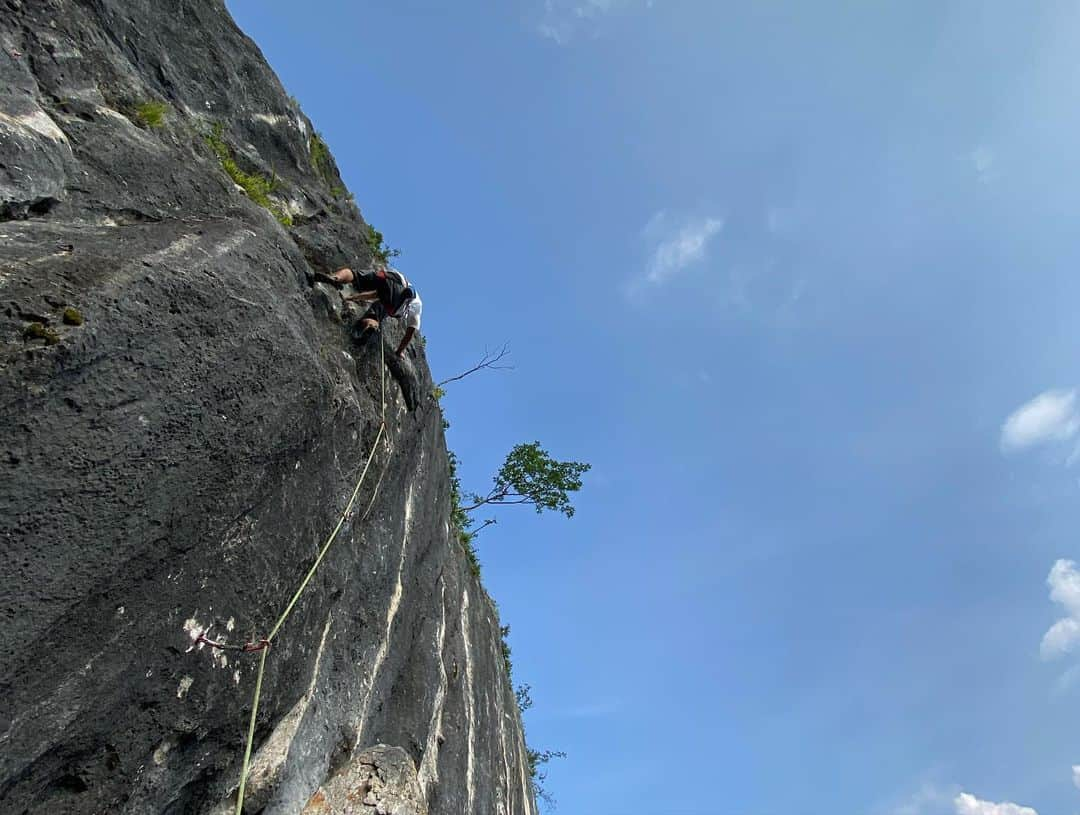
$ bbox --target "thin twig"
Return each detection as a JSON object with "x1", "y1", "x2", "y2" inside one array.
[
  {"x1": 437, "y1": 344, "x2": 513, "y2": 388},
  {"x1": 470, "y1": 518, "x2": 497, "y2": 538}
]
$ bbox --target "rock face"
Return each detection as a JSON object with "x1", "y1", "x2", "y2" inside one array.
[
  {"x1": 0, "y1": 2, "x2": 535, "y2": 814},
  {"x1": 300, "y1": 745, "x2": 427, "y2": 815}
]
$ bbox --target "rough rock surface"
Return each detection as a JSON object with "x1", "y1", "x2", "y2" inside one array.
[
  {"x1": 0, "y1": 2, "x2": 534, "y2": 813},
  {"x1": 301, "y1": 745, "x2": 426, "y2": 815}
]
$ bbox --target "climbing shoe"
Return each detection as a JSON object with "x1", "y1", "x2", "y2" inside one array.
[{"x1": 351, "y1": 322, "x2": 378, "y2": 346}]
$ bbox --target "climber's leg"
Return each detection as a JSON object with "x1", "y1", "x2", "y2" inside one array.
[
  {"x1": 351, "y1": 303, "x2": 384, "y2": 345},
  {"x1": 313, "y1": 267, "x2": 355, "y2": 288}
]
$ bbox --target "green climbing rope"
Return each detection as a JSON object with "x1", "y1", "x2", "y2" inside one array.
[{"x1": 231, "y1": 338, "x2": 390, "y2": 815}]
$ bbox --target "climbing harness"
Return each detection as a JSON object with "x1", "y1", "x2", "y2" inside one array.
[
  {"x1": 200, "y1": 339, "x2": 391, "y2": 815},
  {"x1": 374, "y1": 267, "x2": 416, "y2": 317}
]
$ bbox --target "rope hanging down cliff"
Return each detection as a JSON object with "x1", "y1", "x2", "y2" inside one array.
[{"x1": 199, "y1": 338, "x2": 391, "y2": 815}]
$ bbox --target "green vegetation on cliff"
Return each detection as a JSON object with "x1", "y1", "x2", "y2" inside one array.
[{"x1": 204, "y1": 123, "x2": 292, "y2": 226}]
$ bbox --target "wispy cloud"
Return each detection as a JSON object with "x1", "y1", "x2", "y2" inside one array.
[
  {"x1": 1000, "y1": 389, "x2": 1080, "y2": 453},
  {"x1": 879, "y1": 785, "x2": 1036, "y2": 815},
  {"x1": 968, "y1": 146, "x2": 997, "y2": 184},
  {"x1": 1041, "y1": 559, "x2": 1080, "y2": 660},
  {"x1": 766, "y1": 206, "x2": 798, "y2": 236},
  {"x1": 538, "y1": 0, "x2": 654, "y2": 44},
  {"x1": 633, "y1": 211, "x2": 723, "y2": 290},
  {"x1": 1072, "y1": 764, "x2": 1080, "y2": 790},
  {"x1": 884, "y1": 782, "x2": 954, "y2": 815},
  {"x1": 1051, "y1": 662, "x2": 1080, "y2": 695},
  {"x1": 953, "y1": 793, "x2": 1037, "y2": 815}
]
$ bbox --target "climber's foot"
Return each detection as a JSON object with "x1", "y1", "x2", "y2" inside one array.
[{"x1": 351, "y1": 323, "x2": 377, "y2": 346}]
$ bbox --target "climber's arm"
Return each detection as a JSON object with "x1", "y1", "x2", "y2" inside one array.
[{"x1": 396, "y1": 327, "x2": 415, "y2": 359}]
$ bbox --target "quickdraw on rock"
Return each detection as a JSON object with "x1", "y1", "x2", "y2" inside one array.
[{"x1": 196, "y1": 634, "x2": 271, "y2": 653}]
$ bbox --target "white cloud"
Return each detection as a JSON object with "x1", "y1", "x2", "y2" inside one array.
[
  {"x1": 880, "y1": 786, "x2": 1036, "y2": 815},
  {"x1": 1041, "y1": 559, "x2": 1080, "y2": 659},
  {"x1": 538, "y1": 0, "x2": 653, "y2": 43},
  {"x1": 637, "y1": 212, "x2": 724, "y2": 288},
  {"x1": 1072, "y1": 765, "x2": 1080, "y2": 790},
  {"x1": 954, "y1": 793, "x2": 1036, "y2": 815},
  {"x1": 1000, "y1": 390, "x2": 1080, "y2": 452}
]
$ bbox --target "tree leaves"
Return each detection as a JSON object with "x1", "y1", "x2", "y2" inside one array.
[{"x1": 464, "y1": 442, "x2": 590, "y2": 517}]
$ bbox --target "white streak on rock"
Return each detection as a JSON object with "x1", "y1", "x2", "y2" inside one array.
[
  {"x1": 153, "y1": 738, "x2": 173, "y2": 765},
  {"x1": 461, "y1": 588, "x2": 476, "y2": 813},
  {"x1": 417, "y1": 583, "x2": 448, "y2": 798},
  {"x1": 497, "y1": 703, "x2": 512, "y2": 815},
  {"x1": 516, "y1": 716, "x2": 535, "y2": 815},
  {"x1": 239, "y1": 612, "x2": 334, "y2": 804},
  {"x1": 208, "y1": 229, "x2": 256, "y2": 259},
  {"x1": 147, "y1": 234, "x2": 200, "y2": 264},
  {"x1": 0, "y1": 109, "x2": 68, "y2": 143},
  {"x1": 176, "y1": 676, "x2": 193, "y2": 699},
  {"x1": 354, "y1": 486, "x2": 414, "y2": 747},
  {"x1": 182, "y1": 615, "x2": 205, "y2": 652},
  {"x1": 251, "y1": 113, "x2": 290, "y2": 127}
]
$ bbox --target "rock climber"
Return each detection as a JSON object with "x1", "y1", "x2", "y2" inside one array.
[{"x1": 315, "y1": 264, "x2": 422, "y2": 359}]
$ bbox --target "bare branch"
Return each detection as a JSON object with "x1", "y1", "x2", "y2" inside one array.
[
  {"x1": 470, "y1": 518, "x2": 498, "y2": 538},
  {"x1": 437, "y1": 343, "x2": 513, "y2": 388},
  {"x1": 461, "y1": 496, "x2": 532, "y2": 513}
]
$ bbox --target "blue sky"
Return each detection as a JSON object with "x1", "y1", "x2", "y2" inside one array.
[{"x1": 228, "y1": 3, "x2": 1080, "y2": 813}]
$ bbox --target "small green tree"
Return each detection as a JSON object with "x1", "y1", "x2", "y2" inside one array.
[{"x1": 463, "y1": 442, "x2": 589, "y2": 517}]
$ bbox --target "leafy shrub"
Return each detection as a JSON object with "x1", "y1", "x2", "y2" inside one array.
[
  {"x1": 448, "y1": 450, "x2": 481, "y2": 577},
  {"x1": 499, "y1": 624, "x2": 513, "y2": 680},
  {"x1": 515, "y1": 683, "x2": 533, "y2": 711},
  {"x1": 366, "y1": 225, "x2": 400, "y2": 265}
]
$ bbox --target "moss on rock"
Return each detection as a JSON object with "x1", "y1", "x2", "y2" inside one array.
[
  {"x1": 24, "y1": 322, "x2": 60, "y2": 345},
  {"x1": 133, "y1": 100, "x2": 168, "y2": 128}
]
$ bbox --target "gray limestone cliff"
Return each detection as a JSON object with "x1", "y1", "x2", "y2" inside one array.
[{"x1": 0, "y1": 1, "x2": 536, "y2": 813}]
